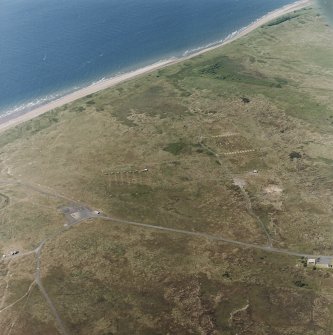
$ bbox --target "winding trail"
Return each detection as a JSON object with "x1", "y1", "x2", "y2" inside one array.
[
  {"x1": 34, "y1": 241, "x2": 69, "y2": 335},
  {"x1": 229, "y1": 301, "x2": 250, "y2": 326},
  {"x1": 0, "y1": 280, "x2": 36, "y2": 314},
  {"x1": 32, "y1": 227, "x2": 74, "y2": 335},
  {"x1": 199, "y1": 138, "x2": 273, "y2": 247},
  {"x1": 237, "y1": 184, "x2": 273, "y2": 248}
]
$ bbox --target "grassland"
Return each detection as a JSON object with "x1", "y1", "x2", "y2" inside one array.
[{"x1": 0, "y1": 6, "x2": 333, "y2": 335}]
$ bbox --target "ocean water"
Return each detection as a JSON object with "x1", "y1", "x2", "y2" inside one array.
[
  {"x1": 0, "y1": 0, "x2": 298, "y2": 116},
  {"x1": 317, "y1": 0, "x2": 333, "y2": 24}
]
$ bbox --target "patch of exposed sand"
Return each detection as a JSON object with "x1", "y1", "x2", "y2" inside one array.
[{"x1": 264, "y1": 185, "x2": 283, "y2": 194}]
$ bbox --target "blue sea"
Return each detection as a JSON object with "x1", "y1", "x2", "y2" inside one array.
[
  {"x1": 0, "y1": 0, "x2": 299, "y2": 116},
  {"x1": 317, "y1": 0, "x2": 333, "y2": 24}
]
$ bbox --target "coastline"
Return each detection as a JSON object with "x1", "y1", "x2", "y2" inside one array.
[{"x1": 0, "y1": 0, "x2": 311, "y2": 134}]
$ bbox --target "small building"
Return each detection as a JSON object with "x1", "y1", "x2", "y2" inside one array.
[
  {"x1": 307, "y1": 257, "x2": 333, "y2": 268},
  {"x1": 316, "y1": 257, "x2": 333, "y2": 269},
  {"x1": 307, "y1": 258, "x2": 317, "y2": 266}
]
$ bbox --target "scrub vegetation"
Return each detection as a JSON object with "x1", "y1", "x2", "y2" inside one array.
[{"x1": 0, "y1": 6, "x2": 333, "y2": 335}]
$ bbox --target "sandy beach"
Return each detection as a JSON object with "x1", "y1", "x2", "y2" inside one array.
[{"x1": 0, "y1": 0, "x2": 311, "y2": 134}]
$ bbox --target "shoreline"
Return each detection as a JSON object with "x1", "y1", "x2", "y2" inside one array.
[{"x1": 0, "y1": 0, "x2": 311, "y2": 134}]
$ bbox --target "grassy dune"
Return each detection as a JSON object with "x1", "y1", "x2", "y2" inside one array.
[{"x1": 0, "y1": 6, "x2": 333, "y2": 335}]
